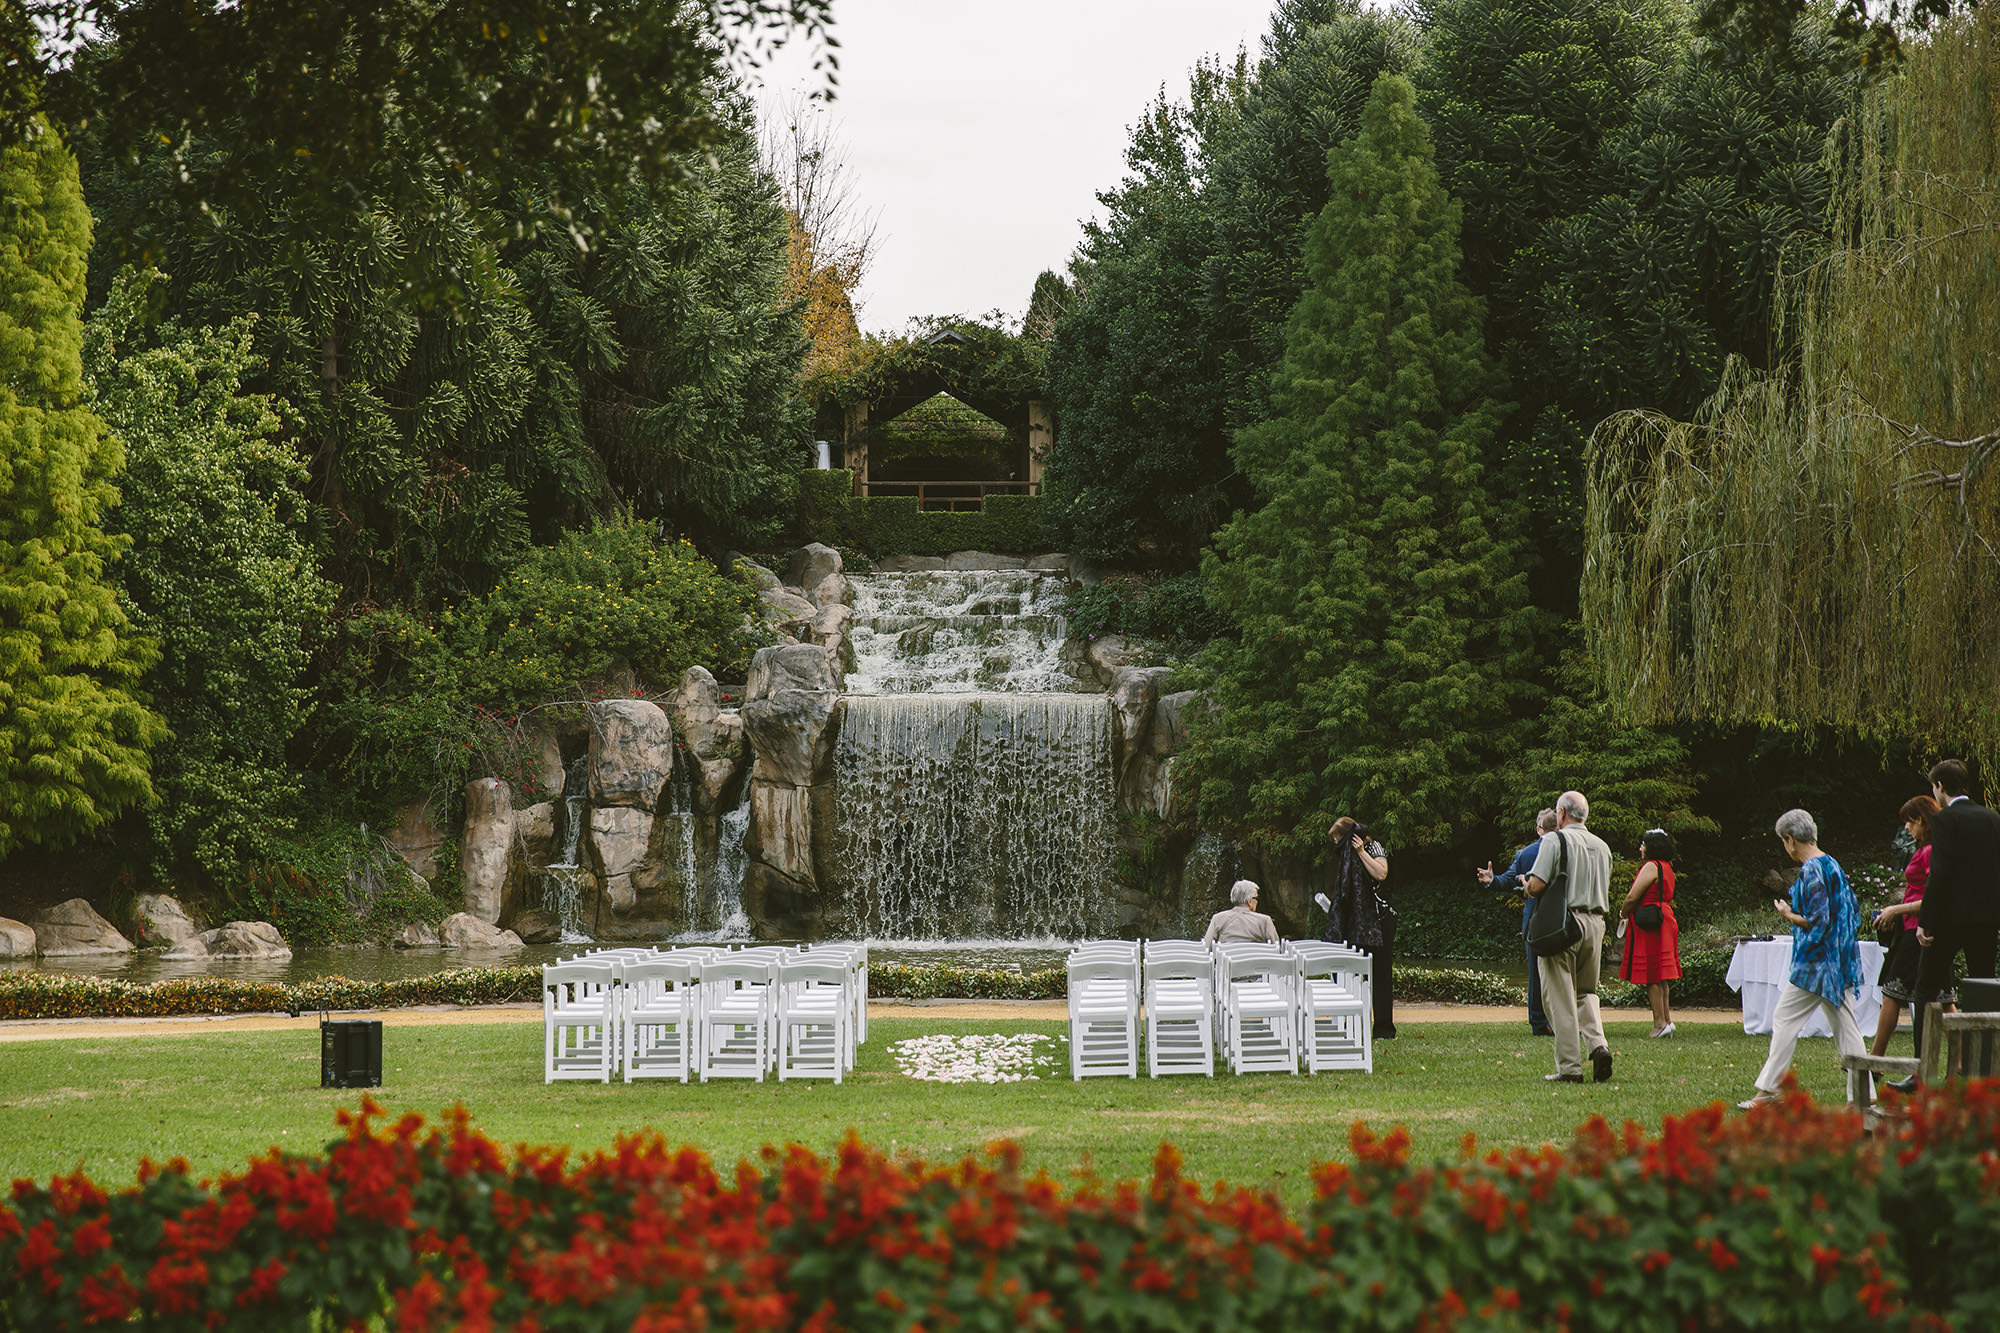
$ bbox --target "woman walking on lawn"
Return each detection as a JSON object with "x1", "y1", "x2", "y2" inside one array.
[
  {"x1": 1619, "y1": 828, "x2": 1681, "y2": 1038},
  {"x1": 1739, "y1": 808, "x2": 1866, "y2": 1109},
  {"x1": 1871, "y1": 794, "x2": 1944, "y2": 1058}
]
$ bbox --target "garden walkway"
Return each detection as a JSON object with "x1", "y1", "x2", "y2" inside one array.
[{"x1": 0, "y1": 1001, "x2": 1745, "y2": 1043}]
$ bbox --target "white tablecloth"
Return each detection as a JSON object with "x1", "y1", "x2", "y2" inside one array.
[{"x1": 1725, "y1": 937, "x2": 1884, "y2": 1036}]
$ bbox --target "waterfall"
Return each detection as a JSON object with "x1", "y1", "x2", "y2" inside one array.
[
  {"x1": 829, "y1": 692, "x2": 1117, "y2": 939},
  {"x1": 540, "y1": 754, "x2": 592, "y2": 941},
  {"x1": 845, "y1": 571, "x2": 1086, "y2": 695},
  {"x1": 709, "y1": 793, "x2": 752, "y2": 937}
]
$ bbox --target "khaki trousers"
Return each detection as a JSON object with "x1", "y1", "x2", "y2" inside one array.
[
  {"x1": 1754, "y1": 981, "x2": 1864, "y2": 1094},
  {"x1": 1537, "y1": 911, "x2": 1607, "y2": 1078}
]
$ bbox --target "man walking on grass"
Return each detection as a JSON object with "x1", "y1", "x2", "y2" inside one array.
[{"x1": 1524, "y1": 791, "x2": 1616, "y2": 1083}]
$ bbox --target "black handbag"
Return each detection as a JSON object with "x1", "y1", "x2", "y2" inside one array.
[
  {"x1": 1634, "y1": 902, "x2": 1664, "y2": 930},
  {"x1": 1527, "y1": 829, "x2": 1584, "y2": 958}
]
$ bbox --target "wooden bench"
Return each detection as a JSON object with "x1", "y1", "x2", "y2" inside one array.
[
  {"x1": 1842, "y1": 1052, "x2": 1921, "y2": 1128},
  {"x1": 1932, "y1": 1009, "x2": 2000, "y2": 1081}
]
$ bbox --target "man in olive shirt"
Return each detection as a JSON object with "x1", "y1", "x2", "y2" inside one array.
[{"x1": 1524, "y1": 790, "x2": 1616, "y2": 1083}]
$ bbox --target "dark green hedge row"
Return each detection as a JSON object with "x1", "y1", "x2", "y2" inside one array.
[
  {"x1": 1, "y1": 960, "x2": 1527, "y2": 1019},
  {"x1": 798, "y1": 468, "x2": 1048, "y2": 555}
]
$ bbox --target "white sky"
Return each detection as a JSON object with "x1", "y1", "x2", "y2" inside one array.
[{"x1": 751, "y1": 0, "x2": 1280, "y2": 335}]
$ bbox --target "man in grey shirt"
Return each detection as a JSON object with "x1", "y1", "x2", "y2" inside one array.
[{"x1": 1525, "y1": 790, "x2": 1616, "y2": 1083}]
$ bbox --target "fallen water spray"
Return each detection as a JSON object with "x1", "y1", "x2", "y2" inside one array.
[
  {"x1": 829, "y1": 692, "x2": 1116, "y2": 938},
  {"x1": 540, "y1": 755, "x2": 592, "y2": 941}
]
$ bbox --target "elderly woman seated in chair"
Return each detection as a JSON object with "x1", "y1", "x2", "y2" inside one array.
[{"x1": 1203, "y1": 879, "x2": 1280, "y2": 945}]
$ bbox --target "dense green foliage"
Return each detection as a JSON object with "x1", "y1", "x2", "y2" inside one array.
[
  {"x1": 84, "y1": 269, "x2": 335, "y2": 891},
  {"x1": 1193, "y1": 75, "x2": 1536, "y2": 852},
  {"x1": 1058, "y1": 573, "x2": 1232, "y2": 646},
  {"x1": 0, "y1": 125, "x2": 166, "y2": 858},
  {"x1": 800, "y1": 470, "x2": 1049, "y2": 556}
]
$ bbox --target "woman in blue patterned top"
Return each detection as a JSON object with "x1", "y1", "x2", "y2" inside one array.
[{"x1": 1739, "y1": 808, "x2": 1866, "y2": 1109}]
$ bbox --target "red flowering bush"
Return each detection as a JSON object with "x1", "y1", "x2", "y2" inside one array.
[{"x1": 4, "y1": 1082, "x2": 1998, "y2": 1331}]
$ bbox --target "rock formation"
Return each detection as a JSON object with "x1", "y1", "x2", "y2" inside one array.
[
  {"x1": 29, "y1": 899, "x2": 133, "y2": 956},
  {"x1": 740, "y1": 643, "x2": 841, "y2": 938},
  {"x1": 0, "y1": 917, "x2": 35, "y2": 958},
  {"x1": 162, "y1": 921, "x2": 292, "y2": 961},
  {"x1": 133, "y1": 893, "x2": 200, "y2": 947},
  {"x1": 786, "y1": 542, "x2": 844, "y2": 597},
  {"x1": 510, "y1": 909, "x2": 563, "y2": 944},
  {"x1": 668, "y1": 666, "x2": 749, "y2": 813},
  {"x1": 392, "y1": 921, "x2": 441, "y2": 948},
  {"x1": 440, "y1": 912, "x2": 525, "y2": 949},
  {"x1": 386, "y1": 798, "x2": 448, "y2": 881},
  {"x1": 461, "y1": 777, "x2": 515, "y2": 924}
]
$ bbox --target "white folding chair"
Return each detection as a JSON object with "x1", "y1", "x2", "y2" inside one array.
[
  {"x1": 776, "y1": 958, "x2": 851, "y2": 1082},
  {"x1": 1300, "y1": 950, "x2": 1372, "y2": 1073},
  {"x1": 1212, "y1": 942, "x2": 1283, "y2": 1060},
  {"x1": 622, "y1": 957, "x2": 701, "y2": 1082},
  {"x1": 698, "y1": 957, "x2": 776, "y2": 1082},
  {"x1": 1224, "y1": 953, "x2": 1300, "y2": 1075},
  {"x1": 1069, "y1": 957, "x2": 1140, "y2": 1079},
  {"x1": 1145, "y1": 954, "x2": 1215, "y2": 1076},
  {"x1": 543, "y1": 961, "x2": 619, "y2": 1083},
  {"x1": 809, "y1": 943, "x2": 869, "y2": 1066}
]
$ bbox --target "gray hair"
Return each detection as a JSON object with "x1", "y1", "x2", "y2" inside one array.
[
  {"x1": 1558, "y1": 790, "x2": 1589, "y2": 822},
  {"x1": 1536, "y1": 807, "x2": 1559, "y2": 833},
  {"x1": 1230, "y1": 879, "x2": 1261, "y2": 907},
  {"x1": 1774, "y1": 808, "x2": 1818, "y2": 844}
]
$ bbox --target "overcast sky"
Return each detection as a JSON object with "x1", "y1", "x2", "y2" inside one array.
[{"x1": 751, "y1": 0, "x2": 1280, "y2": 335}]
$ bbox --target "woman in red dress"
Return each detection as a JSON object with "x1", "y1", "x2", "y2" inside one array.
[{"x1": 1619, "y1": 829, "x2": 1681, "y2": 1037}]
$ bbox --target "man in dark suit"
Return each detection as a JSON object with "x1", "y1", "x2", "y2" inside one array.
[{"x1": 1910, "y1": 758, "x2": 2000, "y2": 1073}]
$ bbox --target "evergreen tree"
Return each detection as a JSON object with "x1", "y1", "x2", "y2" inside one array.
[
  {"x1": 0, "y1": 125, "x2": 166, "y2": 857},
  {"x1": 1192, "y1": 74, "x2": 1536, "y2": 852},
  {"x1": 1042, "y1": 58, "x2": 1243, "y2": 566},
  {"x1": 85, "y1": 268, "x2": 335, "y2": 890}
]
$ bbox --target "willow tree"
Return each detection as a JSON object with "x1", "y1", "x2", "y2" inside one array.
[{"x1": 1586, "y1": 8, "x2": 2000, "y2": 755}]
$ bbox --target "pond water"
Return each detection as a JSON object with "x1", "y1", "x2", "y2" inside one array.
[{"x1": 6, "y1": 942, "x2": 1518, "y2": 987}]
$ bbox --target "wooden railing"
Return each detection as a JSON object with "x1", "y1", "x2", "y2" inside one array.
[{"x1": 860, "y1": 480, "x2": 1039, "y2": 512}]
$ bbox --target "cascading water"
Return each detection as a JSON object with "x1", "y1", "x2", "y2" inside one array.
[
  {"x1": 830, "y1": 570, "x2": 1116, "y2": 939},
  {"x1": 539, "y1": 755, "x2": 592, "y2": 941},
  {"x1": 845, "y1": 570, "x2": 1088, "y2": 695}
]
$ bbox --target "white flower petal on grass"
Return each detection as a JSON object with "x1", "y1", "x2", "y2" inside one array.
[{"x1": 889, "y1": 1032, "x2": 1060, "y2": 1083}]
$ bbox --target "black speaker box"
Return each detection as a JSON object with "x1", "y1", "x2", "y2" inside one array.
[{"x1": 320, "y1": 1019, "x2": 383, "y2": 1088}]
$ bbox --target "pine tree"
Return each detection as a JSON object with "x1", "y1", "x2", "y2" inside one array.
[
  {"x1": 1192, "y1": 74, "x2": 1537, "y2": 852},
  {"x1": 0, "y1": 125, "x2": 167, "y2": 856}
]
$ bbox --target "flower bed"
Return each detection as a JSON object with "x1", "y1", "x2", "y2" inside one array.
[
  {"x1": 5, "y1": 1081, "x2": 1999, "y2": 1329},
  {"x1": 0, "y1": 961, "x2": 1528, "y2": 1021}
]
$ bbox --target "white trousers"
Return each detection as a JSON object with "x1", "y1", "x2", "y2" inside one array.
[{"x1": 1754, "y1": 981, "x2": 1864, "y2": 1093}]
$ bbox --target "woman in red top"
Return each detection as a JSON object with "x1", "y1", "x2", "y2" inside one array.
[
  {"x1": 1871, "y1": 794, "x2": 1941, "y2": 1057},
  {"x1": 1619, "y1": 829, "x2": 1680, "y2": 1037}
]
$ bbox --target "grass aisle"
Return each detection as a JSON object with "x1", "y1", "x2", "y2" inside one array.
[{"x1": 0, "y1": 1018, "x2": 1856, "y2": 1205}]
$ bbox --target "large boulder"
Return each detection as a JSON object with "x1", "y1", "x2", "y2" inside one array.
[
  {"x1": 807, "y1": 571, "x2": 848, "y2": 609},
  {"x1": 133, "y1": 893, "x2": 200, "y2": 948},
  {"x1": 439, "y1": 912, "x2": 525, "y2": 949},
  {"x1": 392, "y1": 920, "x2": 441, "y2": 949},
  {"x1": 809, "y1": 602, "x2": 852, "y2": 650},
  {"x1": 0, "y1": 917, "x2": 36, "y2": 959},
  {"x1": 944, "y1": 549, "x2": 1027, "y2": 571},
  {"x1": 510, "y1": 909, "x2": 564, "y2": 944},
  {"x1": 386, "y1": 797, "x2": 448, "y2": 881},
  {"x1": 668, "y1": 667, "x2": 750, "y2": 812},
  {"x1": 785, "y1": 542, "x2": 843, "y2": 598},
  {"x1": 743, "y1": 689, "x2": 839, "y2": 787},
  {"x1": 730, "y1": 556, "x2": 781, "y2": 591},
  {"x1": 29, "y1": 899, "x2": 132, "y2": 956},
  {"x1": 588, "y1": 698, "x2": 674, "y2": 811},
  {"x1": 874, "y1": 554, "x2": 945, "y2": 572},
  {"x1": 1026, "y1": 552, "x2": 1070, "y2": 573},
  {"x1": 461, "y1": 778, "x2": 515, "y2": 924},
  {"x1": 589, "y1": 806, "x2": 655, "y2": 914},
  {"x1": 1109, "y1": 667, "x2": 1176, "y2": 817},
  {"x1": 162, "y1": 921, "x2": 291, "y2": 961},
  {"x1": 758, "y1": 585, "x2": 817, "y2": 623},
  {"x1": 746, "y1": 643, "x2": 838, "y2": 700},
  {"x1": 516, "y1": 801, "x2": 559, "y2": 869},
  {"x1": 747, "y1": 780, "x2": 815, "y2": 882}
]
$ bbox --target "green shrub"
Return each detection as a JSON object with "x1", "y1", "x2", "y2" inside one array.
[
  {"x1": 798, "y1": 468, "x2": 1049, "y2": 554},
  {"x1": 1053, "y1": 572, "x2": 1231, "y2": 646}
]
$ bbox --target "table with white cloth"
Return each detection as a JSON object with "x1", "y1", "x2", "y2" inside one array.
[{"x1": 1725, "y1": 936, "x2": 1885, "y2": 1036}]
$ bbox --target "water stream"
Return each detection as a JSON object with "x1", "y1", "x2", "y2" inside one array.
[
  {"x1": 539, "y1": 755, "x2": 592, "y2": 941},
  {"x1": 845, "y1": 570, "x2": 1088, "y2": 695}
]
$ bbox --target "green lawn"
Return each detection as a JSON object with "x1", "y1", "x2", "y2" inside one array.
[{"x1": 0, "y1": 1018, "x2": 1856, "y2": 1207}]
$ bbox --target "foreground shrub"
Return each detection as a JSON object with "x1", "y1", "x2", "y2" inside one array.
[
  {"x1": 3, "y1": 1082, "x2": 1998, "y2": 1329},
  {"x1": 0, "y1": 961, "x2": 1524, "y2": 1020}
]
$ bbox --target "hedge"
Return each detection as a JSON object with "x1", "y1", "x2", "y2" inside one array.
[
  {"x1": 799, "y1": 468, "x2": 1048, "y2": 555},
  {"x1": 7, "y1": 1081, "x2": 2000, "y2": 1329},
  {"x1": 0, "y1": 962, "x2": 1525, "y2": 1021}
]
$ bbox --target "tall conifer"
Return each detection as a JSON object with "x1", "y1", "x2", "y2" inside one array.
[
  {"x1": 0, "y1": 125, "x2": 165, "y2": 856},
  {"x1": 1194, "y1": 74, "x2": 1536, "y2": 852}
]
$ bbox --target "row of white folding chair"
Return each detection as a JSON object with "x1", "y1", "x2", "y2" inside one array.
[{"x1": 546, "y1": 947, "x2": 711, "y2": 1083}]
